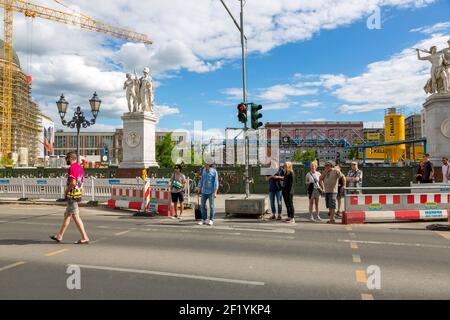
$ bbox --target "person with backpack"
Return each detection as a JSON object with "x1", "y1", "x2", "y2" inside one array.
[
  {"x1": 306, "y1": 162, "x2": 323, "y2": 222},
  {"x1": 170, "y1": 164, "x2": 187, "y2": 220}
]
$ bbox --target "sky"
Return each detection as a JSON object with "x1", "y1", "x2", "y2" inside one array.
[{"x1": 7, "y1": 0, "x2": 450, "y2": 139}]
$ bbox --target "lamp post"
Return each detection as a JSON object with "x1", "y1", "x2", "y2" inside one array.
[{"x1": 56, "y1": 92, "x2": 102, "y2": 164}]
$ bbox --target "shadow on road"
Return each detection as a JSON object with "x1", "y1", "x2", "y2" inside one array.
[{"x1": 0, "y1": 239, "x2": 54, "y2": 245}]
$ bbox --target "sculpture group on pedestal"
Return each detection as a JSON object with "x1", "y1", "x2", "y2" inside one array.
[
  {"x1": 123, "y1": 67, "x2": 155, "y2": 113},
  {"x1": 417, "y1": 38, "x2": 450, "y2": 95}
]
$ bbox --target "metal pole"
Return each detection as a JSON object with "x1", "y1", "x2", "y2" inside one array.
[
  {"x1": 76, "y1": 124, "x2": 81, "y2": 164},
  {"x1": 240, "y1": 0, "x2": 250, "y2": 198}
]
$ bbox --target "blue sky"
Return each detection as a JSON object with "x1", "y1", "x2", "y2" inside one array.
[
  {"x1": 9, "y1": 0, "x2": 450, "y2": 137},
  {"x1": 154, "y1": 0, "x2": 450, "y2": 132}
]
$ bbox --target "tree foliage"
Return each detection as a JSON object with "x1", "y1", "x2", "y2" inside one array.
[{"x1": 156, "y1": 133, "x2": 175, "y2": 168}]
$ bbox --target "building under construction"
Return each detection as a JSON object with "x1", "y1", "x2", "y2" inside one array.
[{"x1": 0, "y1": 39, "x2": 41, "y2": 164}]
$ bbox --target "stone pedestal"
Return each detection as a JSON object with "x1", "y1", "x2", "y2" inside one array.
[
  {"x1": 423, "y1": 94, "x2": 450, "y2": 165},
  {"x1": 117, "y1": 112, "x2": 158, "y2": 178}
]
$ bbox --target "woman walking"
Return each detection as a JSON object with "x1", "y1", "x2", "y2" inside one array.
[
  {"x1": 306, "y1": 162, "x2": 322, "y2": 222},
  {"x1": 277, "y1": 162, "x2": 295, "y2": 224}
]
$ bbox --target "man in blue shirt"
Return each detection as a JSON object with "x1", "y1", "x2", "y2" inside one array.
[{"x1": 197, "y1": 161, "x2": 219, "y2": 225}]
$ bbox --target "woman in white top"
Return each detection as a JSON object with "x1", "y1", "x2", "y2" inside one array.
[
  {"x1": 442, "y1": 157, "x2": 450, "y2": 184},
  {"x1": 306, "y1": 162, "x2": 323, "y2": 222}
]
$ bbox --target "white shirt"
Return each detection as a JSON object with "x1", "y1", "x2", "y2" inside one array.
[
  {"x1": 443, "y1": 164, "x2": 450, "y2": 184},
  {"x1": 306, "y1": 171, "x2": 321, "y2": 189}
]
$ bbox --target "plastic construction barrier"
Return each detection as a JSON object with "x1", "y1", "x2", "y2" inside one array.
[
  {"x1": 107, "y1": 181, "x2": 149, "y2": 211},
  {"x1": 343, "y1": 193, "x2": 450, "y2": 224},
  {"x1": 107, "y1": 178, "x2": 180, "y2": 216}
]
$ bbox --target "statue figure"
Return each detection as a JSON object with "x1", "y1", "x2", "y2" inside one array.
[
  {"x1": 441, "y1": 38, "x2": 450, "y2": 92},
  {"x1": 417, "y1": 46, "x2": 449, "y2": 94},
  {"x1": 123, "y1": 73, "x2": 139, "y2": 112},
  {"x1": 138, "y1": 67, "x2": 155, "y2": 113}
]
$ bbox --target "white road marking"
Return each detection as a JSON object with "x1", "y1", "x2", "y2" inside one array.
[
  {"x1": 75, "y1": 264, "x2": 265, "y2": 286},
  {"x1": 99, "y1": 224, "x2": 295, "y2": 234},
  {"x1": 0, "y1": 261, "x2": 26, "y2": 272},
  {"x1": 339, "y1": 239, "x2": 450, "y2": 249},
  {"x1": 352, "y1": 254, "x2": 361, "y2": 263},
  {"x1": 361, "y1": 293, "x2": 374, "y2": 300},
  {"x1": 115, "y1": 230, "x2": 131, "y2": 236}
]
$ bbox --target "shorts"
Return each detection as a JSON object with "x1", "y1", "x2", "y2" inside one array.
[
  {"x1": 308, "y1": 189, "x2": 321, "y2": 199},
  {"x1": 65, "y1": 199, "x2": 80, "y2": 216},
  {"x1": 325, "y1": 193, "x2": 337, "y2": 209},
  {"x1": 171, "y1": 192, "x2": 184, "y2": 203}
]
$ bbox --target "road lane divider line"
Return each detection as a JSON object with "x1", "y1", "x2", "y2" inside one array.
[
  {"x1": 45, "y1": 249, "x2": 68, "y2": 257},
  {"x1": 0, "y1": 261, "x2": 26, "y2": 272},
  {"x1": 352, "y1": 254, "x2": 361, "y2": 263},
  {"x1": 361, "y1": 293, "x2": 374, "y2": 300},
  {"x1": 350, "y1": 241, "x2": 359, "y2": 249},
  {"x1": 339, "y1": 239, "x2": 450, "y2": 249},
  {"x1": 355, "y1": 270, "x2": 367, "y2": 283},
  {"x1": 115, "y1": 230, "x2": 131, "y2": 236},
  {"x1": 76, "y1": 264, "x2": 265, "y2": 286},
  {"x1": 436, "y1": 231, "x2": 450, "y2": 240}
]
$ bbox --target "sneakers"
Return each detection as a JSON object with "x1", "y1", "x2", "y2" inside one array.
[
  {"x1": 270, "y1": 215, "x2": 276, "y2": 220},
  {"x1": 315, "y1": 215, "x2": 323, "y2": 222},
  {"x1": 277, "y1": 215, "x2": 282, "y2": 221},
  {"x1": 287, "y1": 218, "x2": 296, "y2": 224},
  {"x1": 309, "y1": 214, "x2": 315, "y2": 222},
  {"x1": 208, "y1": 220, "x2": 214, "y2": 226},
  {"x1": 198, "y1": 221, "x2": 206, "y2": 225}
]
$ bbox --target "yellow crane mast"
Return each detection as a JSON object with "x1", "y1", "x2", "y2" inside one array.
[{"x1": 1, "y1": 0, "x2": 152, "y2": 157}]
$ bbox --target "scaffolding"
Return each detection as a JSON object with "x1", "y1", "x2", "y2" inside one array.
[{"x1": 0, "y1": 48, "x2": 41, "y2": 164}]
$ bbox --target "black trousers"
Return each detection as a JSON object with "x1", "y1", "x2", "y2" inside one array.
[{"x1": 282, "y1": 192, "x2": 295, "y2": 219}]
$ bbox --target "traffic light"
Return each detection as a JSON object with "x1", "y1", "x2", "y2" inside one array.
[
  {"x1": 237, "y1": 103, "x2": 247, "y2": 124},
  {"x1": 251, "y1": 104, "x2": 263, "y2": 129}
]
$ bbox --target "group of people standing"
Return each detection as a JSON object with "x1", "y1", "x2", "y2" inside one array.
[
  {"x1": 266, "y1": 161, "x2": 363, "y2": 224},
  {"x1": 416, "y1": 154, "x2": 450, "y2": 184}
]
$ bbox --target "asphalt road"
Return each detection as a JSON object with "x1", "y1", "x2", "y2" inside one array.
[{"x1": 0, "y1": 197, "x2": 449, "y2": 300}]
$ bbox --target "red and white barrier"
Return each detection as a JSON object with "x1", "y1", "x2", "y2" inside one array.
[
  {"x1": 107, "y1": 178, "x2": 176, "y2": 216},
  {"x1": 107, "y1": 182, "x2": 148, "y2": 211},
  {"x1": 343, "y1": 192, "x2": 450, "y2": 225}
]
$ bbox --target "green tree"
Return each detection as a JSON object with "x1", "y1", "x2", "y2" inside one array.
[
  {"x1": 293, "y1": 148, "x2": 316, "y2": 163},
  {"x1": 156, "y1": 133, "x2": 175, "y2": 168},
  {"x1": 0, "y1": 154, "x2": 14, "y2": 168}
]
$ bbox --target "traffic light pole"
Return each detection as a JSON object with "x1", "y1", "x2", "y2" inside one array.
[
  {"x1": 220, "y1": 0, "x2": 250, "y2": 198},
  {"x1": 240, "y1": 0, "x2": 250, "y2": 198}
]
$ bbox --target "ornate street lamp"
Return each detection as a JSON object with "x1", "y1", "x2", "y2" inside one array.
[{"x1": 56, "y1": 93, "x2": 102, "y2": 163}]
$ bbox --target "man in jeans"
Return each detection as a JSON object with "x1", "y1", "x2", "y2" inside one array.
[
  {"x1": 266, "y1": 166, "x2": 284, "y2": 220},
  {"x1": 50, "y1": 152, "x2": 90, "y2": 244},
  {"x1": 320, "y1": 162, "x2": 346, "y2": 224},
  {"x1": 198, "y1": 161, "x2": 219, "y2": 226}
]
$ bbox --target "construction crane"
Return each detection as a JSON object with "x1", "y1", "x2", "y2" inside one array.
[{"x1": 0, "y1": 0, "x2": 153, "y2": 157}]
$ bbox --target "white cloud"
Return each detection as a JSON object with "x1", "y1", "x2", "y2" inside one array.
[
  {"x1": 334, "y1": 34, "x2": 450, "y2": 114},
  {"x1": 410, "y1": 21, "x2": 450, "y2": 34},
  {"x1": 302, "y1": 101, "x2": 322, "y2": 107},
  {"x1": 264, "y1": 102, "x2": 293, "y2": 110},
  {"x1": 155, "y1": 105, "x2": 180, "y2": 118},
  {"x1": 258, "y1": 84, "x2": 318, "y2": 102},
  {"x1": 222, "y1": 88, "x2": 245, "y2": 100}
]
